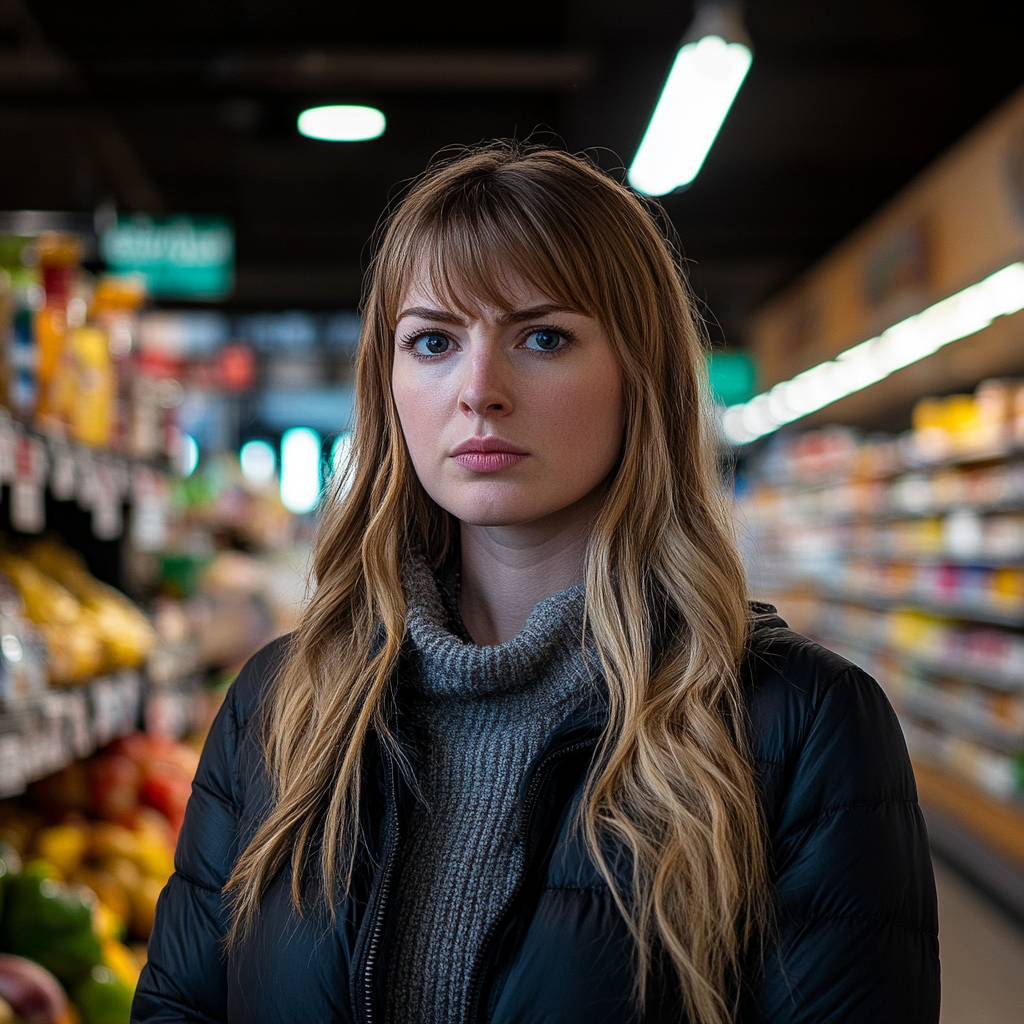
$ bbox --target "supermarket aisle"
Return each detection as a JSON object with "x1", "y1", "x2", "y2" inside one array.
[{"x1": 936, "y1": 858, "x2": 1024, "y2": 1024}]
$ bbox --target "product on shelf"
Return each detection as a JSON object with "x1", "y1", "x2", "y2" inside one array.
[
  {"x1": 0, "y1": 235, "x2": 41, "y2": 421},
  {"x1": 0, "y1": 541, "x2": 155, "y2": 686},
  {"x1": 25, "y1": 541, "x2": 155, "y2": 673},
  {"x1": 737, "y1": 376, "x2": 1024, "y2": 809},
  {"x1": 0, "y1": 952, "x2": 70, "y2": 1024},
  {"x1": 0, "y1": 575, "x2": 47, "y2": 706},
  {"x1": 0, "y1": 730, "x2": 200, "y2": 1023}
]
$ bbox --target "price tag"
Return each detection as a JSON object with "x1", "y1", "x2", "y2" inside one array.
[
  {"x1": 49, "y1": 441, "x2": 77, "y2": 501},
  {"x1": 33, "y1": 710, "x2": 70, "y2": 780},
  {"x1": 92, "y1": 459, "x2": 123, "y2": 540},
  {"x1": 0, "y1": 415, "x2": 15, "y2": 483},
  {"x1": 145, "y1": 689, "x2": 188, "y2": 739},
  {"x1": 115, "y1": 671, "x2": 141, "y2": 736},
  {"x1": 11, "y1": 434, "x2": 47, "y2": 533},
  {"x1": 0, "y1": 733, "x2": 26, "y2": 797},
  {"x1": 77, "y1": 449, "x2": 97, "y2": 510},
  {"x1": 130, "y1": 466, "x2": 169, "y2": 551},
  {"x1": 90, "y1": 677, "x2": 116, "y2": 747}
]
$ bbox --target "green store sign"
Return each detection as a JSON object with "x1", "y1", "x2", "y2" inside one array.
[{"x1": 100, "y1": 215, "x2": 234, "y2": 300}]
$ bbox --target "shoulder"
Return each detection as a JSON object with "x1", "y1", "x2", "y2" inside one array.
[
  {"x1": 226, "y1": 632, "x2": 294, "y2": 729},
  {"x1": 741, "y1": 603, "x2": 917, "y2": 827},
  {"x1": 741, "y1": 602, "x2": 906, "y2": 770},
  {"x1": 743, "y1": 605, "x2": 868, "y2": 726}
]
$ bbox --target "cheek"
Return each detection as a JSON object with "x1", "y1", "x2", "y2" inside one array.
[
  {"x1": 392, "y1": 365, "x2": 454, "y2": 483},
  {"x1": 543, "y1": 367, "x2": 624, "y2": 475}
]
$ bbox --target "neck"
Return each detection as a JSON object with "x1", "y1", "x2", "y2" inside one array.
[{"x1": 458, "y1": 488, "x2": 602, "y2": 646}]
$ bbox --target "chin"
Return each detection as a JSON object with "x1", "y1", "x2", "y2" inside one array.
[{"x1": 437, "y1": 488, "x2": 555, "y2": 528}]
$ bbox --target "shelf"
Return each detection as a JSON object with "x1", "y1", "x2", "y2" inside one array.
[
  {"x1": 921, "y1": 800, "x2": 1024, "y2": 922},
  {"x1": 914, "y1": 761, "x2": 1024, "y2": 920},
  {"x1": 818, "y1": 588, "x2": 1024, "y2": 627},
  {"x1": 843, "y1": 550, "x2": 1024, "y2": 569},
  {"x1": 814, "y1": 630, "x2": 1024, "y2": 693},
  {"x1": 0, "y1": 672, "x2": 208, "y2": 798},
  {"x1": 765, "y1": 498, "x2": 1024, "y2": 527},
  {"x1": 898, "y1": 700, "x2": 1024, "y2": 754},
  {"x1": 763, "y1": 444, "x2": 1024, "y2": 494}
]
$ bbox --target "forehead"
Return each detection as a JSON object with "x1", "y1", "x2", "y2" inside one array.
[{"x1": 397, "y1": 262, "x2": 557, "y2": 320}]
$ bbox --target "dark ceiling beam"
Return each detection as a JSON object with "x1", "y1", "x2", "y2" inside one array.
[
  {"x1": 0, "y1": 0, "x2": 165, "y2": 214},
  {"x1": 57, "y1": 48, "x2": 597, "y2": 94},
  {"x1": 0, "y1": 0, "x2": 78, "y2": 91}
]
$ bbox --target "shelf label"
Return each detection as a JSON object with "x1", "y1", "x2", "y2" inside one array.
[
  {"x1": 49, "y1": 441, "x2": 77, "y2": 501},
  {"x1": 0, "y1": 733, "x2": 25, "y2": 797},
  {"x1": 11, "y1": 435, "x2": 46, "y2": 533}
]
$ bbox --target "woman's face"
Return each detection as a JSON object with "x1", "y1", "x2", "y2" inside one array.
[{"x1": 392, "y1": 267, "x2": 625, "y2": 529}]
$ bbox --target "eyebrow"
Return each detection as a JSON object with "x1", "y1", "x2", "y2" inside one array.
[{"x1": 395, "y1": 303, "x2": 581, "y2": 325}]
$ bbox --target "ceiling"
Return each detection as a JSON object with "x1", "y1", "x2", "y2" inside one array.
[{"x1": 2, "y1": 0, "x2": 1023, "y2": 347}]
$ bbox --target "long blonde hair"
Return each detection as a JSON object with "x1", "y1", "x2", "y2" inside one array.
[{"x1": 225, "y1": 142, "x2": 769, "y2": 1024}]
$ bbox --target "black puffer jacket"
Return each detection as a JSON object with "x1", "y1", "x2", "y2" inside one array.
[{"x1": 132, "y1": 607, "x2": 940, "y2": 1023}]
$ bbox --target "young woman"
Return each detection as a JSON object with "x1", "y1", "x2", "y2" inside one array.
[{"x1": 133, "y1": 144, "x2": 939, "y2": 1024}]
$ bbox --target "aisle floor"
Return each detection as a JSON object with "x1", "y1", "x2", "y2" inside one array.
[{"x1": 936, "y1": 858, "x2": 1024, "y2": 1024}]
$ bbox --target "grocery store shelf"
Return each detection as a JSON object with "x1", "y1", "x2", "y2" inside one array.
[
  {"x1": 818, "y1": 588, "x2": 1024, "y2": 627},
  {"x1": 817, "y1": 631, "x2": 1024, "y2": 693},
  {"x1": 900, "y1": 702, "x2": 1024, "y2": 754},
  {"x1": 915, "y1": 760, "x2": 1024, "y2": 866},
  {"x1": 846, "y1": 550, "x2": 1024, "y2": 568},
  {"x1": 0, "y1": 673, "x2": 207, "y2": 798},
  {"x1": 917, "y1": 761, "x2": 1024, "y2": 920}
]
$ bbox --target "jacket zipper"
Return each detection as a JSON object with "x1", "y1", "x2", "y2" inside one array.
[
  {"x1": 362, "y1": 757, "x2": 400, "y2": 1024},
  {"x1": 465, "y1": 736, "x2": 597, "y2": 1023}
]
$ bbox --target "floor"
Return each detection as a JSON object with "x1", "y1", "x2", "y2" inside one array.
[{"x1": 936, "y1": 858, "x2": 1024, "y2": 1024}]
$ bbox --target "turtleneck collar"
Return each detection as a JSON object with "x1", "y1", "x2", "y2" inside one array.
[{"x1": 402, "y1": 551, "x2": 590, "y2": 700}]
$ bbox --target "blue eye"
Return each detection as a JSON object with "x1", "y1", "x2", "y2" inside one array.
[
  {"x1": 524, "y1": 329, "x2": 565, "y2": 352},
  {"x1": 413, "y1": 333, "x2": 451, "y2": 355}
]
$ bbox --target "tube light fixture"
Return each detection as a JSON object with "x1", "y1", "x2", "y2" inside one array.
[
  {"x1": 628, "y1": 1, "x2": 752, "y2": 196},
  {"x1": 240, "y1": 439, "x2": 277, "y2": 484},
  {"x1": 297, "y1": 104, "x2": 386, "y2": 142},
  {"x1": 722, "y1": 261, "x2": 1024, "y2": 446},
  {"x1": 280, "y1": 427, "x2": 323, "y2": 514}
]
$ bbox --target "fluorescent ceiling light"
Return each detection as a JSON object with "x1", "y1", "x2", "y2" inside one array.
[
  {"x1": 280, "y1": 427, "x2": 323, "y2": 514},
  {"x1": 722, "y1": 261, "x2": 1024, "y2": 446},
  {"x1": 297, "y1": 104, "x2": 386, "y2": 142},
  {"x1": 628, "y1": 1, "x2": 752, "y2": 196},
  {"x1": 180, "y1": 433, "x2": 199, "y2": 477},
  {"x1": 240, "y1": 439, "x2": 277, "y2": 484}
]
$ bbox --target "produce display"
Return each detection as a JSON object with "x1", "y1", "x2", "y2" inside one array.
[
  {"x1": 0, "y1": 541, "x2": 154, "y2": 686},
  {"x1": 0, "y1": 733, "x2": 200, "y2": 1023}
]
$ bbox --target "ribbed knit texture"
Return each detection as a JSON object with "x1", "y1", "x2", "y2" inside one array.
[{"x1": 382, "y1": 554, "x2": 598, "y2": 1024}]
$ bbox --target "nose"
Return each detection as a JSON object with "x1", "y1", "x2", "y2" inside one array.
[{"x1": 458, "y1": 346, "x2": 512, "y2": 418}]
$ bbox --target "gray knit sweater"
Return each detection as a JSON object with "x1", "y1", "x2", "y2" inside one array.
[{"x1": 382, "y1": 555, "x2": 599, "y2": 1023}]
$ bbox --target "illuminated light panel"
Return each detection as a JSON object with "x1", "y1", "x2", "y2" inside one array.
[
  {"x1": 297, "y1": 105, "x2": 386, "y2": 142},
  {"x1": 722, "y1": 262, "x2": 1024, "y2": 446},
  {"x1": 628, "y1": 34, "x2": 752, "y2": 196},
  {"x1": 240, "y1": 439, "x2": 277, "y2": 484},
  {"x1": 330, "y1": 432, "x2": 356, "y2": 501},
  {"x1": 280, "y1": 427, "x2": 322, "y2": 514},
  {"x1": 181, "y1": 433, "x2": 199, "y2": 477}
]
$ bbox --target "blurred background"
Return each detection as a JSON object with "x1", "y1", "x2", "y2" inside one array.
[{"x1": 0, "y1": 2, "x2": 1023, "y2": 1022}]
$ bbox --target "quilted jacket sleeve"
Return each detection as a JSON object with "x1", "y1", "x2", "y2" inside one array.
[
  {"x1": 130, "y1": 679, "x2": 245, "y2": 1022},
  {"x1": 756, "y1": 661, "x2": 940, "y2": 1023}
]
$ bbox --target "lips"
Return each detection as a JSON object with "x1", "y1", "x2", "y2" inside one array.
[
  {"x1": 451, "y1": 437, "x2": 528, "y2": 457},
  {"x1": 450, "y1": 436, "x2": 528, "y2": 473}
]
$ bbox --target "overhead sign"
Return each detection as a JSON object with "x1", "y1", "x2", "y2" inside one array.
[{"x1": 100, "y1": 215, "x2": 234, "y2": 300}]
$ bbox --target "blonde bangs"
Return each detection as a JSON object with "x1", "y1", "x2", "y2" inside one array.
[{"x1": 383, "y1": 199, "x2": 599, "y2": 329}]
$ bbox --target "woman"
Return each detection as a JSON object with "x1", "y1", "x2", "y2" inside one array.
[{"x1": 133, "y1": 144, "x2": 939, "y2": 1024}]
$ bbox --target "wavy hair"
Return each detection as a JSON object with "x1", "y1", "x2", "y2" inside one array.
[{"x1": 224, "y1": 142, "x2": 769, "y2": 1024}]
